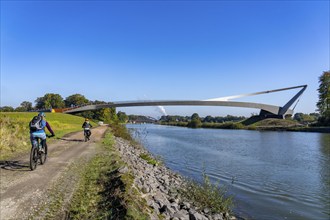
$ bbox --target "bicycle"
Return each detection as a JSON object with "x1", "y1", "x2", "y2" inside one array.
[
  {"x1": 29, "y1": 135, "x2": 52, "y2": 170},
  {"x1": 84, "y1": 129, "x2": 91, "y2": 142}
]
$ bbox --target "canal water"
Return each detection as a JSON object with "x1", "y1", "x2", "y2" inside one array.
[{"x1": 126, "y1": 124, "x2": 330, "y2": 220}]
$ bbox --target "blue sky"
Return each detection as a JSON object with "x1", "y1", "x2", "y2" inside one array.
[{"x1": 1, "y1": 0, "x2": 329, "y2": 117}]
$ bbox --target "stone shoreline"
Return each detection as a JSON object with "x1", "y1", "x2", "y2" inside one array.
[{"x1": 114, "y1": 137, "x2": 237, "y2": 220}]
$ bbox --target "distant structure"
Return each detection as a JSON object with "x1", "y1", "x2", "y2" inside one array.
[{"x1": 63, "y1": 85, "x2": 307, "y2": 119}]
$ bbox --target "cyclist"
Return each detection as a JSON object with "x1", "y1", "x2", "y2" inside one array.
[
  {"x1": 29, "y1": 112, "x2": 55, "y2": 152},
  {"x1": 82, "y1": 118, "x2": 92, "y2": 140}
]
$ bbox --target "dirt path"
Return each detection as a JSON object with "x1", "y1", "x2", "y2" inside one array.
[{"x1": 0, "y1": 125, "x2": 108, "y2": 220}]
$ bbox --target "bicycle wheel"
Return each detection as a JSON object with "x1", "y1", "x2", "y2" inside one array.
[
  {"x1": 40, "y1": 143, "x2": 48, "y2": 164},
  {"x1": 30, "y1": 146, "x2": 38, "y2": 170}
]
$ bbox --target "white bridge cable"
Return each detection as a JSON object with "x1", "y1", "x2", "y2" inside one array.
[
  {"x1": 292, "y1": 98, "x2": 300, "y2": 111},
  {"x1": 204, "y1": 85, "x2": 307, "y2": 101}
]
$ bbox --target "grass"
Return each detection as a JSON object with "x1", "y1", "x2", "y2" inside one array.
[
  {"x1": 0, "y1": 112, "x2": 97, "y2": 160},
  {"x1": 179, "y1": 172, "x2": 233, "y2": 215},
  {"x1": 110, "y1": 122, "x2": 134, "y2": 141},
  {"x1": 252, "y1": 118, "x2": 301, "y2": 127},
  {"x1": 139, "y1": 153, "x2": 159, "y2": 166},
  {"x1": 68, "y1": 130, "x2": 151, "y2": 219},
  {"x1": 109, "y1": 122, "x2": 140, "y2": 147}
]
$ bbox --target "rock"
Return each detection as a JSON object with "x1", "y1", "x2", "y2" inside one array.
[
  {"x1": 180, "y1": 202, "x2": 191, "y2": 210},
  {"x1": 142, "y1": 184, "x2": 150, "y2": 193},
  {"x1": 170, "y1": 202, "x2": 179, "y2": 212},
  {"x1": 173, "y1": 210, "x2": 189, "y2": 219},
  {"x1": 212, "y1": 214, "x2": 223, "y2": 220},
  {"x1": 203, "y1": 208, "x2": 210, "y2": 214},
  {"x1": 118, "y1": 166, "x2": 128, "y2": 174},
  {"x1": 166, "y1": 206, "x2": 176, "y2": 217},
  {"x1": 159, "y1": 205, "x2": 167, "y2": 214},
  {"x1": 189, "y1": 212, "x2": 208, "y2": 220}
]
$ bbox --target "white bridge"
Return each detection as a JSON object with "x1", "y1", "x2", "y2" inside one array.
[{"x1": 64, "y1": 85, "x2": 307, "y2": 118}]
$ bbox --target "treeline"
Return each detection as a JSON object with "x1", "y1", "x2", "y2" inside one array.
[
  {"x1": 159, "y1": 114, "x2": 246, "y2": 123},
  {"x1": 0, "y1": 93, "x2": 120, "y2": 124},
  {"x1": 159, "y1": 113, "x2": 246, "y2": 128},
  {"x1": 0, "y1": 93, "x2": 103, "y2": 111},
  {"x1": 292, "y1": 113, "x2": 319, "y2": 125},
  {"x1": 128, "y1": 115, "x2": 155, "y2": 123},
  {"x1": 159, "y1": 112, "x2": 322, "y2": 129}
]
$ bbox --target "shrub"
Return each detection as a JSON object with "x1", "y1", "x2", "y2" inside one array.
[
  {"x1": 139, "y1": 153, "x2": 159, "y2": 166},
  {"x1": 187, "y1": 119, "x2": 202, "y2": 128},
  {"x1": 179, "y1": 172, "x2": 233, "y2": 214}
]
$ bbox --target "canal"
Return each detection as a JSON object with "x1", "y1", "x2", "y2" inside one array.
[{"x1": 127, "y1": 124, "x2": 330, "y2": 220}]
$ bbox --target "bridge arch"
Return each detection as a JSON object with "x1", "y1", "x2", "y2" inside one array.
[{"x1": 64, "y1": 85, "x2": 307, "y2": 118}]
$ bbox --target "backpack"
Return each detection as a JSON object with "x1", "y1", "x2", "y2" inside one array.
[
  {"x1": 29, "y1": 116, "x2": 43, "y2": 131},
  {"x1": 83, "y1": 122, "x2": 91, "y2": 129}
]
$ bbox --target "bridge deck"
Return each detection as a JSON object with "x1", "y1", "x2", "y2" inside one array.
[{"x1": 62, "y1": 85, "x2": 307, "y2": 117}]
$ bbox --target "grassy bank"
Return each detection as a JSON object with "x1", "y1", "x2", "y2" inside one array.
[
  {"x1": 160, "y1": 121, "x2": 244, "y2": 129},
  {"x1": 68, "y1": 129, "x2": 150, "y2": 219},
  {"x1": 0, "y1": 112, "x2": 96, "y2": 160},
  {"x1": 160, "y1": 118, "x2": 330, "y2": 133}
]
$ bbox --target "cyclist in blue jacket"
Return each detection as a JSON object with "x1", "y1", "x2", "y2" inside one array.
[{"x1": 30, "y1": 112, "x2": 55, "y2": 151}]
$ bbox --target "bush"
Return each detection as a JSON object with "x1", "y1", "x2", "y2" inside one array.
[
  {"x1": 187, "y1": 119, "x2": 202, "y2": 128},
  {"x1": 179, "y1": 173, "x2": 233, "y2": 214},
  {"x1": 110, "y1": 122, "x2": 133, "y2": 141}
]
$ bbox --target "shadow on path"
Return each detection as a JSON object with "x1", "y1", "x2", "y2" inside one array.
[
  {"x1": 0, "y1": 160, "x2": 30, "y2": 171},
  {"x1": 60, "y1": 138, "x2": 84, "y2": 142}
]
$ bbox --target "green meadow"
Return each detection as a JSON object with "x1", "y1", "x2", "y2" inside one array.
[{"x1": 0, "y1": 112, "x2": 97, "y2": 160}]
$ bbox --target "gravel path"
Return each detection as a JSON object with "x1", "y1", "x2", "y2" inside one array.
[{"x1": 0, "y1": 126, "x2": 108, "y2": 220}]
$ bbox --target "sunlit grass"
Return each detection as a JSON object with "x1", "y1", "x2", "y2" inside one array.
[
  {"x1": 139, "y1": 153, "x2": 159, "y2": 166},
  {"x1": 0, "y1": 112, "x2": 96, "y2": 160}
]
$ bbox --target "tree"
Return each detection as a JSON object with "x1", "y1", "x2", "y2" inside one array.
[
  {"x1": 293, "y1": 113, "x2": 304, "y2": 122},
  {"x1": 317, "y1": 71, "x2": 330, "y2": 126},
  {"x1": 0, "y1": 106, "x2": 15, "y2": 112},
  {"x1": 293, "y1": 112, "x2": 317, "y2": 124},
  {"x1": 19, "y1": 101, "x2": 33, "y2": 111},
  {"x1": 117, "y1": 111, "x2": 128, "y2": 123},
  {"x1": 15, "y1": 107, "x2": 26, "y2": 112},
  {"x1": 191, "y1": 113, "x2": 200, "y2": 121},
  {"x1": 64, "y1": 94, "x2": 89, "y2": 107},
  {"x1": 35, "y1": 93, "x2": 65, "y2": 109},
  {"x1": 188, "y1": 113, "x2": 202, "y2": 128},
  {"x1": 73, "y1": 100, "x2": 117, "y2": 123},
  {"x1": 203, "y1": 115, "x2": 214, "y2": 123},
  {"x1": 93, "y1": 107, "x2": 117, "y2": 123}
]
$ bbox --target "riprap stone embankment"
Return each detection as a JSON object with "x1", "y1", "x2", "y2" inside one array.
[{"x1": 114, "y1": 137, "x2": 237, "y2": 220}]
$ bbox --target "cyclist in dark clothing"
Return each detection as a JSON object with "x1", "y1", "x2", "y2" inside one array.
[{"x1": 82, "y1": 118, "x2": 92, "y2": 139}]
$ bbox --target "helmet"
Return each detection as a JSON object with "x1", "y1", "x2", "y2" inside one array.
[
  {"x1": 85, "y1": 118, "x2": 89, "y2": 121},
  {"x1": 38, "y1": 112, "x2": 45, "y2": 117}
]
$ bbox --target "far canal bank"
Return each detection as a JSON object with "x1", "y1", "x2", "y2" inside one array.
[
  {"x1": 127, "y1": 124, "x2": 330, "y2": 220},
  {"x1": 158, "y1": 120, "x2": 330, "y2": 134}
]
